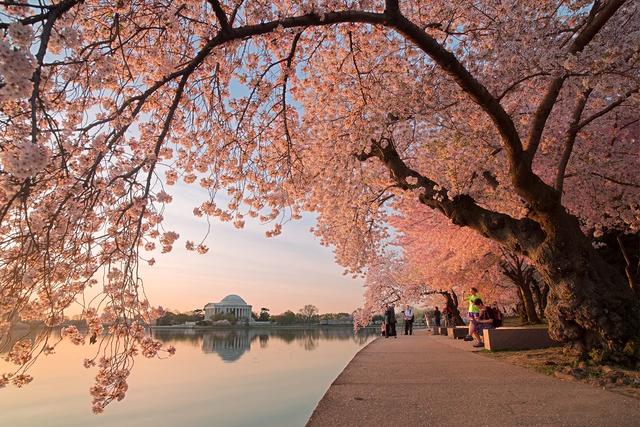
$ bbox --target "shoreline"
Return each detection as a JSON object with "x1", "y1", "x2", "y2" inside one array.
[{"x1": 148, "y1": 324, "x2": 381, "y2": 330}]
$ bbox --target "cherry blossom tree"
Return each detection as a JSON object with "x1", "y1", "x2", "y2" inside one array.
[
  {"x1": 1, "y1": 0, "x2": 640, "y2": 411},
  {"x1": 498, "y1": 249, "x2": 546, "y2": 324},
  {"x1": 355, "y1": 253, "x2": 469, "y2": 327},
  {"x1": 302, "y1": 0, "x2": 640, "y2": 362},
  {"x1": 354, "y1": 197, "x2": 516, "y2": 327},
  {"x1": 390, "y1": 197, "x2": 506, "y2": 300}
]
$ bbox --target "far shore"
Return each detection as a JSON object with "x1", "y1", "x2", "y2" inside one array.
[{"x1": 148, "y1": 323, "x2": 383, "y2": 330}]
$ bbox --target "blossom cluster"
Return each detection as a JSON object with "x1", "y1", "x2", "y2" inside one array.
[
  {"x1": 6, "y1": 339, "x2": 33, "y2": 365},
  {"x1": 0, "y1": 373, "x2": 33, "y2": 388},
  {"x1": 0, "y1": 142, "x2": 49, "y2": 180},
  {"x1": 61, "y1": 326, "x2": 85, "y2": 345},
  {"x1": 0, "y1": 23, "x2": 35, "y2": 101}
]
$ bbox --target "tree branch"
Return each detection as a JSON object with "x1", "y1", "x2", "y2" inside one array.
[
  {"x1": 617, "y1": 234, "x2": 639, "y2": 297},
  {"x1": 555, "y1": 88, "x2": 592, "y2": 194},
  {"x1": 0, "y1": 0, "x2": 80, "y2": 29},
  {"x1": 357, "y1": 138, "x2": 545, "y2": 255},
  {"x1": 281, "y1": 31, "x2": 303, "y2": 172},
  {"x1": 524, "y1": 0, "x2": 627, "y2": 161},
  {"x1": 348, "y1": 31, "x2": 368, "y2": 105},
  {"x1": 207, "y1": 0, "x2": 232, "y2": 34},
  {"x1": 577, "y1": 86, "x2": 640, "y2": 130},
  {"x1": 386, "y1": 12, "x2": 562, "y2": 215},
  {"x1": 384, "y1": 0, "x2": 400, "y2": 15},
  {"x1": 590, "y1": 172, "x2": 640, "y2": 188},
  {"x1": 496, "y1": 72, "x2": 550, "y2": 101}
]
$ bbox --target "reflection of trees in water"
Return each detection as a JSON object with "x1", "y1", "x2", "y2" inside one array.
[
  {"x1": 258, "y1": 334, "x2": 269, "y2": 348},
  {"x1": 151, "y1": 329, "x2": 202, "y2": 348},
  {"x1": 255, "y1": 328, "x2": 377, "y2": 351},
  {"x1": 151, "y1": 327, "x2": 378, "y2": 361},
  {"x1": 2, "y1": 327, "x2": 374, "y2": 362},
  {"x1": 293, "y1": 329, "x2": 320, "y2": 351}
]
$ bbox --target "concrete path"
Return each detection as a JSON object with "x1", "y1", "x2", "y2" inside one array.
[{"x1": 307, "y1": 330, "x2": 640, "y2": 426}]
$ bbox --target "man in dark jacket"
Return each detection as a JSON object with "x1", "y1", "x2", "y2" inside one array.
[
  {"x1": 433, "y1": 306, "x2": 442, "y2": 327},
  {"x1": 384, "y1": 304, "x2": 397, "y2": 338}
]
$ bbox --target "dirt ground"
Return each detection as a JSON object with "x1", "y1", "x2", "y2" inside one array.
[{"x1": 481, "y1": 347, "x2": 640, "y2": 400}]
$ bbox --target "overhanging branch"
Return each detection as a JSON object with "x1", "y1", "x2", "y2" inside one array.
[{"x1": 356, "y1": 138, "x2": 545, "y2": 255}]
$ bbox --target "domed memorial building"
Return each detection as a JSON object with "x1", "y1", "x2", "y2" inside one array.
[{"x1": 204, "y1": 295, "x2": 253, "y2": 322}]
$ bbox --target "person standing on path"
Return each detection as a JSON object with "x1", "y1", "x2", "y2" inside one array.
[
  {"x1": 433, "y1": 306, "x2": 441, "y2": 327},
  {"x1": 385, "y1": 304, "x2": 397, "y2": 338},
  {"x1": 463, "y1": 287, "x2": 481, "y2": 341},
  {"x1": 381, "y1": 305, "x2": 388, "y2": 337},
  {"x1": 403, "y1": 305, "x2": 414, "y2": 335},
  {"x1": 442, "y1": 305, "x2": 452, "y2": 327}
]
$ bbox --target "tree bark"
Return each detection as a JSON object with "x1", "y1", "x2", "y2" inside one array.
[
  {"x1": 516, "y1": 298, "x2": 527, "y2": 325},
  {"x1": 520, "y1": 280, "x2": 541, "y2": 324},
  {"x1": 439, "y1": 289, "x2": 464, "y2": 326},
  {"x1": 500, "y1": 250, "x2": 541, "y2": 324},
  {"x1": 530, "y1": 280, "x2": 549, "y2": 319},
  {"x1": 529, "y1": 211, "x2": 640, "y2": 363}
]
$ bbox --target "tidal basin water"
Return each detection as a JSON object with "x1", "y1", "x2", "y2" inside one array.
[{"x1": 0, "y1": 327, "x2": 376, "y2": 427}]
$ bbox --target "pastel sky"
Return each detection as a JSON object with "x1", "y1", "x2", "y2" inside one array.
[
  {"x1": 64, "y1": 68, "x2": 367, "y2": 316},
  {"x1": 135, "y1": 181, "x2": 365, "y2": 315}
]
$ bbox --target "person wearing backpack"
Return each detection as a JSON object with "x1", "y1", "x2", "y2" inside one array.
[{"x1": 469, "y1": 298, "x2": 496, "y2": 348}]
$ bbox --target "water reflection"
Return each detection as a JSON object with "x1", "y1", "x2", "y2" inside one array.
[
  {"x1": 0, "y1": 327, "x2": 377, "y2": 427},
  {"x1": 202, "y1": 331, "x2": 250, "y2": 362},
  {"x1": 151, "y1": 327, "x2": 375, "y2": 362}
]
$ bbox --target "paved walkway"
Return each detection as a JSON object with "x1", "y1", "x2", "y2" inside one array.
[{"x1": 307, "y1": 330, "x2": 640, "y2": 426}]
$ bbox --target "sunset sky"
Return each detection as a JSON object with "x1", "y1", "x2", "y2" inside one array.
[{"x1": 134, "y1": 181, "x2": 365, "y2": 315}]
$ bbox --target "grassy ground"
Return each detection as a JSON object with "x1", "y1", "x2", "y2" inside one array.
[
  {"x1": 500, "y1": 316, "x2": 548, "y2": 328},
  {"x1": 480, "y1": 346, "x2": 640, "y2": 400}
]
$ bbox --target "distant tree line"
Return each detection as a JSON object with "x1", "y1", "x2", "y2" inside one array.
[
  {"x1": 155, "y1": 309, "x2": 204, "y2": 326},
  {"x1": 158, "y1": 305, "x2": 355, "y2": 326},
  {"x1": 255, "y1": 305, "x2": 341, "y2": 325}
]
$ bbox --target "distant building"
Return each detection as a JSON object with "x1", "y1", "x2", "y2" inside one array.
[{"x1": 204, "y1": 294, "x2": 253, "y2": 322}]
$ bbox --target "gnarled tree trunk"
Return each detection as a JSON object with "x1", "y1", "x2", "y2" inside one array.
[
  {"x1": 520, "y1": 285, "x2": 540, "y2": 324},
  {"x1": 366, "y1": 137, "x2": 640, "y2": 362},
  {"x1": 516, "y1": 299, "x2": 527, "y2": 324},
  {"x1": 529, "y1": 211, "x2": 640, "y2": 363},
  {"x1": 500, "y1": 250, "x2": 541, "y2": 324},
  {"x1": 441, "y1": 289, "x2": 464, "y2": 326},
  {"x1": 530, "y1": 279, "x2": 549, "y2": 319}
]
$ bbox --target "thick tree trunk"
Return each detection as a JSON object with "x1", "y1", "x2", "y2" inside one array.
[
  {"x1": 516, "y1": 299, "x2": 527, "y2": 324},
  {"x1": 499, "y1": 250, "x2": 540, "y2": 324},
  {"x1": 367, "y1": 130, "x2": 639, "y2": 363},
  {"x1": 531, "y1": 280, "x2": 549, "y2": 319},
  {"x1": 519, "y1": 280, "x2": 541, "y2": 324},
  {"x1": 441, "y1": 290, "x2": 464, "y2": 326},
  {"x1": 530, "y1": 212, "x2": 640, "y2": 363}
]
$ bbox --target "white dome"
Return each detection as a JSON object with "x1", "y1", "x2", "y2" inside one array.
[{"x1": 219, "y1": 294, "x2": 247, "y2": 305}]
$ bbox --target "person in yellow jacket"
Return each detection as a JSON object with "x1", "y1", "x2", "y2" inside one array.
[{"x1": 463, "y1": 287, "x2": 481, "y2": 341}]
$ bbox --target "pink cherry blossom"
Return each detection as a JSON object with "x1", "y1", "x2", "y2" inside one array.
[{"x1": 1, "y1": 0, "x2": 638, "y2": 412}]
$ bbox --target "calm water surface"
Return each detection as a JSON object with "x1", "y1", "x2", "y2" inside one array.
[{"x1": 0, "y1": 328, "x2": 376, "y2": 427}]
